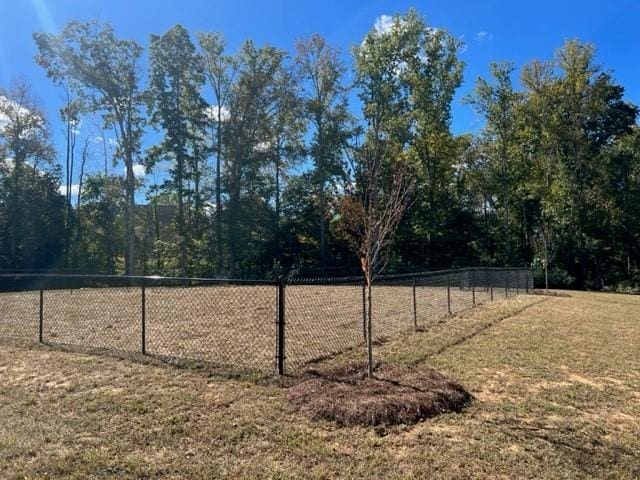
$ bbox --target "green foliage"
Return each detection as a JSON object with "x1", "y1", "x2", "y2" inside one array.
[
  {"x1": 0, "y1": 80, "x2": 66, "y2": 270},
  {"x1": 2, "y1": 16, "x2": 633, "y2": 289}
]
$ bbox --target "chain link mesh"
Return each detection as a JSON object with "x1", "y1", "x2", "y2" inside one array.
[
  {"x1": 43, "y1": 287, "x2": 140, "y2": 352},
  {"x1": 145, "y1": 284, "x2": 275, "y2": 371},
  {"x1": 286, "y1": 282, "x2": 364, "y2": 370},
  {"x1": 0, "y1": 290, "x2": 39, "y2": 342}
]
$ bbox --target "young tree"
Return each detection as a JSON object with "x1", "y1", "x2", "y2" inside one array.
[
  {"x1": 347, "y1": 13, "x2": 418, "y2": 377},
  {"x1": 34, "y1": 20, "x2": 145, "y2": 275}
]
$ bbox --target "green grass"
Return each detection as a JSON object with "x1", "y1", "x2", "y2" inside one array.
[{"x1": 1, "y1": 291, "x2": 639, "y2": 479}]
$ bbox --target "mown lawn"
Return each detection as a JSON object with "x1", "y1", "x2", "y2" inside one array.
[{"x1": 1, "y1": 291, "x2": 639, "y2": 479}]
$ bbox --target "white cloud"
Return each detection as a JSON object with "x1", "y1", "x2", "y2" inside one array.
[
  {"x1": 474, "y1": 31, "x2": 493, "y2": 42},
  {"x1": 70, "y1": 118, "x2": 82, "y2": 136},
  {"x1": 204, "y1": 105, "x2": 230, "y2": 123},
  {"x1": 253, "y1": 141, "x2": 271, "y2": 153},
  {"x1": 374, "y1": 14, "x2": 394, "y2": 34},
  {"x1": 58, "y1": 184, "x2": 80, "y2": 196},
  {"x1": 122, "y1": 164, "x2": 146, "y2": 178},
  {"x1": 0, "y1": 95, "x2": 38, "y2": 135},
  {"x1": 0, "y1": 111, "x2": 9, "y2": 133},
  {"x1": 133, "y1": 164, "x2": 146, "y2": 178}
]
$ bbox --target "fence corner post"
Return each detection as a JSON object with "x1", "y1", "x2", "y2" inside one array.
[
  {"x1": 141, "y1": 284, "x2": 146, "y2": 355},
  {"x1": 490, "y1": 280, "x2": 494, "y2": 301},
  {"x1": 505, "y1": 274, "x2": 509, "y2": 298},
  {"x1": 39, "y1": 288, "x2": 44, "y2": 343},
  {"x1": 276, "y1": 276, "x2": 286, "y2": 376}
]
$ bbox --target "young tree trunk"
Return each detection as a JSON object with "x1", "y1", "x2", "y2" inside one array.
[{"x1": 367, "y1": 280, "x2": 373, "y2": 378}]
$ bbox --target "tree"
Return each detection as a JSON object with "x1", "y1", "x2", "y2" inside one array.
[
  {"x1": 340, "y1": 149, "x2": 414, "y2": 377},
  {"x1": 348, "y1": 13, "x2": 419, "y2": 376},
  {"x1": 466, "y1": 62, "x2": 522, "y2": 266},
  {"x1": 403, "y1": 13, "x2": 464, "y2": 268},
  {"x1": 147, "y1": 24, "x2": 207, "y2": 275},
  {"x1": 223, "y1": 41, "x2": 287, "y2": 276},
  {"x1": 199, "y1": 32, "x2": 237, "y2": 273},
  {"x1": 34, "y1": 20, "x2": 145, "y2": 274},
  {"x1": 295, "y1": 34, "x2": 352, "y2": 270},
  {"x1": 0, "y1": 79, "x2": 66, "y2": 269},
  {"x1": 260, "y1": 60, "x2": 305, "y2": 262},
  {"x1": 78, "y1": 174, "x2": 127, "y2": 273}
]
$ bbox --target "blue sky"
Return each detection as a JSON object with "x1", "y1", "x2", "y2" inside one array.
[{"x1": 1, "y1": 0, "x2": 639, "y2": 190}]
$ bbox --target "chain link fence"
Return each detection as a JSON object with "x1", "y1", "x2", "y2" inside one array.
[{"x1": 0, "y1": 268, "x2": 532, "y2": 374}]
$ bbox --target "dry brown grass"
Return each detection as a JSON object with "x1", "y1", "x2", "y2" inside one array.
[
  {"x1": 288, "y1": 362, "x2": 472, "y2": 426},
  {"x1": 2, "y1": 291, "x2": 638, "y2": 478}
]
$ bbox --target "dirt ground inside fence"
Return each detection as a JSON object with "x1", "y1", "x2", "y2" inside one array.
[
  {"x1": 0, "y1": 284, "x2": 506, "y2": 372},
  {"x1": 1, "y1": 292, "x2": 639, "y2": 479}
]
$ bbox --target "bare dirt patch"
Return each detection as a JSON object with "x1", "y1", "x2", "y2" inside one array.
[
  {"x1": 532, "y1": 289, "x2": 571, "y2": 297},
  {"x1": 287, "y1": 362, "x2": 472, "y2": 426}
]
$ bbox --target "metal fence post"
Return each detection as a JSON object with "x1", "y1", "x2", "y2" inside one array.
[
  {"x1": 39, "y1": 289, "x2": 43, "y2": 343},
  {"x1": 412, "y1": 275, "x2": 417, "y2": 329},
  {"x1": 472, "y1": 270, "x2": 476, "y2": 307},
  {"x1": 276, "y1": 276, "x2": 286, "y2": 375},
  {"x1": 526, "y1": 269, "x2": 530, "y2": 293},
  {"x1": 141, "y1": 285, "x2": 146, "y2": 355},
  {"x1": 505, "y1": 274, "x2": 509, "y2": 298},
  {"x1": 516, "y1": 271, "x2": 520, "y2": 295},
  {"x1": 490, "y1": 277, "x2": 494, "y2": 302},
  {"x1": 447, "y1": 274, "x2": 452, "y2": 315}
]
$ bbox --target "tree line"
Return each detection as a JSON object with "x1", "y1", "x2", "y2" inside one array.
[{"x1": 0, "y1": 9, "x2": 638, "y2": 289}]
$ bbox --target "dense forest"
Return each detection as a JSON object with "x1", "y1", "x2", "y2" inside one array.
[{"x1": 1, "y1": 10, "x2": 638, "y2": 289}]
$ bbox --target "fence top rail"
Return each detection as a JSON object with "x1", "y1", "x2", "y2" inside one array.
[
  {"x1": 0, "y1": 274, "x2": 278, "y2": 292},
  {"x1": 288, "y1": 266, "x2": 532, "y2": 285},
  {"x1": 0, "y1": 267, "x2": 532, "y2": 292}
]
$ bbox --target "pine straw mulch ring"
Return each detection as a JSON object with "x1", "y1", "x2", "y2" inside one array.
[{"x1": 287, "y1": 362, "x2": 472, "y2": 427}]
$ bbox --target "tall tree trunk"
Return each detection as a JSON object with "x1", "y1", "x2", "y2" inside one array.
[
  {"x1": 228, "y1": 164, "x2": 240, "y2": 277},
  {"x1": 274, "y1": 144, "x2": 281, "y2": 260},
  {"x1": 74, "y1": 139, "x2": 89, "y2": 269},
  {"x1": 8, "y1": 156, "x2": 23, "y2": 266},
  {"x1": 123, "y1": 117, "x2": 136, "y2": 276},
  {"x1": 215, "y1": 112, "x2": 224, "y2": 273}
]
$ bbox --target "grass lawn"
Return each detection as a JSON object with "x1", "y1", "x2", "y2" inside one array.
[{"x1": 1, "y1": 291, "x2": 639, "y2": 479}]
